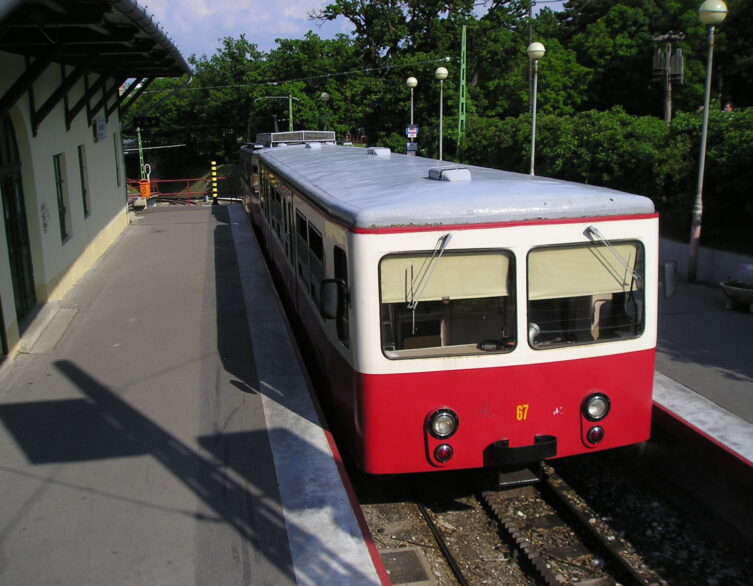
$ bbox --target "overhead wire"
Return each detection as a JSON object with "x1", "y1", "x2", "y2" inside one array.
[{"x1": 142, "y1": 55, "x2": 454, "y2": 94}]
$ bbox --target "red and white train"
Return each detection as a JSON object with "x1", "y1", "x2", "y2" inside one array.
[{"x1": 240, "y1": 134, "x2": 658, "y2": 475}]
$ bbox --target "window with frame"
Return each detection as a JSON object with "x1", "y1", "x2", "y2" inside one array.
[
  {"x1": 113, "y1": 133, "x2": 121, "y2": 187},
  {"x1": 296, "y1": 211, "x2": 309, "y2": 283},
  {"x1": 379, "y1": 250, "x2": 516, "y2": 358},
  {"x1": 334, "y1": 245, "x2": 350, "y2": 347},
  {"x1": 271, "y1": 188, "x2": 282, "y2": 239},
  {"x1": 78, "y1": 145, "x2": 90, "y2": 217},
  {"x1": 260, "y1": 167, "x2": 270, "y2": 216},
  {"x1": 53, "y1": 153, "x2": 71, "y2": 241},
  {"x1": 308, "y1": 224, "x2": 324, "y2": 303},
  {"x1": 526, "y1": 241, "x2": 645, "y2": 348},
  {"x1": 284, "y1": 201, "x2": 293, "y2": 261}
]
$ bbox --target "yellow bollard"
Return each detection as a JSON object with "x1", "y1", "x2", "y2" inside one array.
[{"x1": 211, "y1": 161, "x2": 218, "y2": 205}]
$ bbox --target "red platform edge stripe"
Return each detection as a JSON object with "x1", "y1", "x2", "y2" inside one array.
[{"x1": 320, "y1": 429, "x2": 393, "y2": 585}]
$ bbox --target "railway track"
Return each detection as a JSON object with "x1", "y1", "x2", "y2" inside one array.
[{"x1": 408, "y1": 465, "x2": 667, "y2": 586}]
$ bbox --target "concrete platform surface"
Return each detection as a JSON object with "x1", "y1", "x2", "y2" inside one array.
[
  {"x1": 655, "y1": 277, "x2": 753, "y2": 466},
  {"x1": 0, "y1": 205, "x2": 383, "y2": 586},
  {"x1": 3, "y1": 204, "x2": 751, "y2": 585}
]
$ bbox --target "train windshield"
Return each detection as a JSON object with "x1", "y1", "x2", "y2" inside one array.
[
  {"x1": 527, "y1": 241, "x2": 645, "y2": 348},
  {"x1": 379, "y1": 250, "x2": 516, "y2": 358}
]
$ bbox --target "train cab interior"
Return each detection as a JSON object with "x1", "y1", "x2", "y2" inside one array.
[
  {"x1": 526, "y1": 241, "x2": 645, "y2": 347},
  {"x1": 379, "y1": 249, "x2": 516, "y2": 358},
  {"x1": 379, "y1": 240, "x2": 644, "y2": 358}
]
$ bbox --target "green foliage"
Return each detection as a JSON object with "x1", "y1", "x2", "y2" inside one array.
[
  {"x1": 122, "y1": 0, "x2": 753, "y2": 252},
  {"x1": 463, "y1": 106, "x2": 753, "y2": 252}
]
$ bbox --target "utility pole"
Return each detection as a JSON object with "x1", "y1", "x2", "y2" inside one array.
[
  {"x1": 254, "y1": 96, "x2": 300, "y2": 132},
  {"x1": 137, "y1": 126, "x2": 145, "y2": 179},
  {"x1": 652, "y1": 32, "x2": 685, "y2": 124}
]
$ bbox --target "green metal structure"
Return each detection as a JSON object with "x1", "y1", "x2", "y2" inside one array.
[{"x1": 456, "y1": 25, "x2": 467, "y2": 160}]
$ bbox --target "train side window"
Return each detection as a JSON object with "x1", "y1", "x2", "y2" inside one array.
[
  {"x1": 333, "y1": 246, "x2": 350, "y2": 347},
  {"x1": 271, "y1": 188, "x2": 282, "y2": 239},
  {"x1": 284, "y1": 201, "x2": 293, "y2": 262},
  {"x1": 379, "y1": 250, "x2": 516, "y2": 358},
  {"x1": 308, "y1": 225, "x2": 324, "y2": 303},
  {"x1": 260, "y1": 168, "x2": 269, "y2": 216},
  {"x1": 527, "y1": 241, "x2": 645, "y2": 348},
  {"x1": 296, "y1": 211, "x2": 309, "y2": 285}
]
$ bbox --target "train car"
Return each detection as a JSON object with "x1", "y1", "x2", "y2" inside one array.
[{"x1": 239, "y1": 140, "x2": 658, "y2": 475}]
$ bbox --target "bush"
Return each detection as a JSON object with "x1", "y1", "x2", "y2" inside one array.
[{"x1": 462, "y1": 107, "x2": 753, "y2": 254}]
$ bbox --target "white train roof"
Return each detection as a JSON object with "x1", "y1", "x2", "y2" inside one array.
[{"x1": 258, "y1": 144, "x2": 655, "y2": 229}]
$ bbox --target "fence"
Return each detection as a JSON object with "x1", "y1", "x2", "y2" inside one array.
[{"x1": 126, "y1": 175, "x2": 231, "y2": 206}]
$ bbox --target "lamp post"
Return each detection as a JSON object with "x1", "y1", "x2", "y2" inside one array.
[
  {"x1": 688, "y1": 0, "x2": 727, "y2": 283},
  {"x1": 435, "y1": 66, "x2": 448, "y2": 160},
  {"x1": 319, "y1": 92, "x2": 330, "y2": 130},
  {"x1": 406, "y1": 76, "x2": 417, "y2": 125},
  {"x1": 527, "y1": 41, "x2": 546, "y2": 176}
]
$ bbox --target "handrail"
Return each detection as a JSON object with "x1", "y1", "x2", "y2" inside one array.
[{"x1": 126, "y1": 176, "x2": 229, "y2": 204}]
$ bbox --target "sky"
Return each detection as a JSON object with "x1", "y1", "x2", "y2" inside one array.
[
  {"x1": 145, "y1": 0, "x2": 566, "y2": 62},
  {"x1": 145, "y1": 0, "x2": 352, "y2": 59}
]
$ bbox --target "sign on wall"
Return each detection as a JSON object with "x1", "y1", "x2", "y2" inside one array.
[{"x1": 93, "y1": 118, "x2": 106, "y2": 142}]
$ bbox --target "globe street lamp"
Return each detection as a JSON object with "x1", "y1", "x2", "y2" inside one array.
[
  {"x1": 406, "y1": 76, "x2": 418, "y2": 125},
  {"x1": 688, "y1": 0, "x2": 727, "y2": 282},
  {"x1": 319, "y1": 92, "x2": 330, "y2": 130},
  {"x1": 435, "y1": 67, "x2": 449, "y2": 160},
  {"x1": 527, "y1": 41, "x2": 546, "y2": 176}
]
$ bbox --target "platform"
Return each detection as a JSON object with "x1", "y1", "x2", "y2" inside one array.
[
  {"x1": 0, "y1": 205, "x2": 385, "y2": 585},
  {"x1": 653, "y1": 277, "x2": 753, "y2": 471},
  {"x1": 2, "y1": 204, "x2": 752, "y2": 584}
]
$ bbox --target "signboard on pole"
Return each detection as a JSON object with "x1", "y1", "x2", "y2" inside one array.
[{"x1": 406, "y1": 124, "x2": 419, "y2": 139}]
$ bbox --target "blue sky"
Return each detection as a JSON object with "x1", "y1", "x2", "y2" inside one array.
[
  {"x1": 146, "y1": 0, "x2": 352, "y2": 59},
  {"x1": 146, "y1": 0, "x2": 565, "y2": 61}
]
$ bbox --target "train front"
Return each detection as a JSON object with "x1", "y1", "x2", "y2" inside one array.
[{"x1": 348, "y1": 170, "x2": 658, "y2": 474}]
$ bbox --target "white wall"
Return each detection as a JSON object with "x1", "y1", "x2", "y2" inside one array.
[
  {"x1": 1, "y1": 50, "x2": 129, "y2": 353},
  {"x1": 660, "y1": 238, "x2": 753, "y2": 284}
]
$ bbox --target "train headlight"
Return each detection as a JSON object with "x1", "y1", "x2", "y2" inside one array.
[
  {"x1": 427, "y1": 409, "x2": 458, "y2": 439},
  {"x1": 582, "y1": 393, "x2": 610, "y2": 421}
]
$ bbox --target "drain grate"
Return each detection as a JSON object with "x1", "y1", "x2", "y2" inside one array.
[{"x1": 380, "y1": 547, "x2": 435, "y2": 585}]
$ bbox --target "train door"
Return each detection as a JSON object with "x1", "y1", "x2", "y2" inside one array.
[
  {"x1": 1, "y1": 114, "x2": 36, "y2": 331},
  {"x1": 333, "y1": 245, "x2": 350, "y2": 348}
]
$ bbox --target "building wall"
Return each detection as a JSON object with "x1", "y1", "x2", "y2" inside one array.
[
  {"x1": 660, "y1": 239, "x2": 753, "y2": 284},
  {"x1": 1, "y1": 51, "x2": 129, "y2": 357}
]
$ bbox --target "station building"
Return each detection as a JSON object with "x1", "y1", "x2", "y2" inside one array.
[{"x1": 0, "y1": 0, "x2": 190, "y2": 361}]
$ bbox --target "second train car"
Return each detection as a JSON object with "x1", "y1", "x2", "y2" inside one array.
[{"x1": 240, "y1": 139, "x2": 658, "y2": 475}]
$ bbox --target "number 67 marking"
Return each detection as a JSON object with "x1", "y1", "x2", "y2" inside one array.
[{"x1": 516, "y1": 403, "x2": 530, "y2": 421}]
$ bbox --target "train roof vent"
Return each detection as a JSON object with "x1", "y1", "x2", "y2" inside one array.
[
  {"x1": 428, "y1": 167, "x2": 472, "y2": 182},
  {"x1": 306, "y1": 142, "x2": 322, "y2": 150},
  {"x1": 367, "y1": 147, "x2": 391, "y2": 157}
]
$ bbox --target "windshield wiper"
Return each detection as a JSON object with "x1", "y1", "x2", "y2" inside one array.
[
  {"x1": 407, "y1": 233, "x2": 452, "y2": 311},
  {"x1": 585, "y1": 225, "x2": 641, "y2": 286}
]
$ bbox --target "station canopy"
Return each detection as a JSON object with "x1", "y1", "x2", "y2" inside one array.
[{"x1": 0, "y1": 0, "x2": 190, "y2": 78}]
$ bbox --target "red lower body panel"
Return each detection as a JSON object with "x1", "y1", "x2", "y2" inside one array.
[{"x1": 346, "y1": 351, "x2": 655, "y2": 474}]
